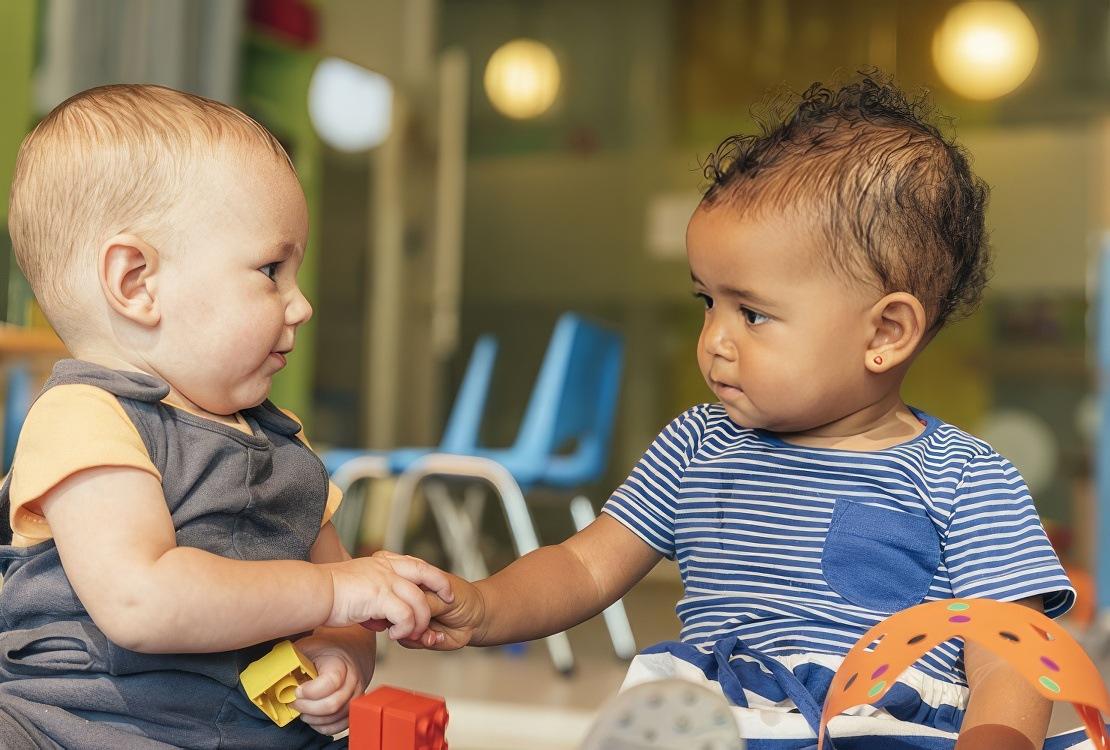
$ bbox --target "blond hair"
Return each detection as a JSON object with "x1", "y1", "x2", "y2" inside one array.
[{"x1": 7, "y1": 84, "x2": 293, "y2": 337}]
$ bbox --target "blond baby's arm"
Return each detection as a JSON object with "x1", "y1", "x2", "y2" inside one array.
[
  {"x1": 41, "y1": 465, "x2": 443, "y2": 653},
  {"x1": 302, "y1": 521, "x2": 376, "y2": 681},
  {"x1": 433, "y1": 514, "x2": 661, "y2": 647}
]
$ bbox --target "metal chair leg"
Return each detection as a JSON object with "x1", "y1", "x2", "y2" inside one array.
[
  {"x1": 570, "y1": 496, "x2": 637, "y2": 660},
  {"x1": 328, "y1": 455, "x2": 391, "y2": 553},
  {"x1": 384, "y1": 462, "x2": 422, "y2": 556},
  {"x1": 434, "y1": 483, "x2": 490, "y2": 581},
  {"x1": 458, "y1": 484, "x2": 490, "y2": 580},
  {"x1": 424, "y1": 481, "x2": 489, "y2": 581},
  {"x1": 388, "y1": 455, "x2": 576, "y2": 675}
]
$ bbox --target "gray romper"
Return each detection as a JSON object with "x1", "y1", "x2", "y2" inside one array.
[{"x1": 0, "y1": 360, "x2": 348, "y2": 749}]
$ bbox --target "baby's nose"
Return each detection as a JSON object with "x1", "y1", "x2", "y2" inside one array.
[{"x1": 287, "y1": 288, "x2": 313, "y2": 326}]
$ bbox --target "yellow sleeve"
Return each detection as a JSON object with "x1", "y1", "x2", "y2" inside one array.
[
  {"x1": 322, "y1": 482, "x2": 343, "y2": 526},
  {"x1": 278, "y1": 407, "x2": 344, "y2": 526},
  {"x1": 10, "y1": 384, "x2": 160, "y2": 545}
]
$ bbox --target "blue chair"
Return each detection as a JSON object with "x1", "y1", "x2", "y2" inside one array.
[
  {"x1": 322, "y1": 335, "x2": 499, "y2": 552},
  {"x1": 384, "y1": 312, "x2": 633, "y2": 674},
  {"x1": 3, "y1": 364, "x2": 32, "y2": 474}
]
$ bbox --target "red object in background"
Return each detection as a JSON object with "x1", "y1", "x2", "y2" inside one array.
[
  {"x1": 350, "y1": 686, "x2": 448, "y2": 750},
  {"x1": 1067, "y1": 565, "x2": 1096, "y2": 629},
  {"x1": 1044, "y1": 519, "x2": 1073, "y2": 559},
  {"x1": 247, "y1": 0, "x2": 317, "y2": 47}
]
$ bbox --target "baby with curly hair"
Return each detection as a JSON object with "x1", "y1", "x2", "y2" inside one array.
[{"x1": 414, "y1": 72, "x2": 1078, "y2": 750}]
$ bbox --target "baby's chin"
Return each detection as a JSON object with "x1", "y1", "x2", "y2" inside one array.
[
  {"x1": 718, "y1": 402, "x2": 761, "y2": 430},
  {"x1": 196, "y1": 382, "x2": 272, "y2": 415},
  {"x1": 718, "y1": 403, "x2": 813, "y2": 434}
]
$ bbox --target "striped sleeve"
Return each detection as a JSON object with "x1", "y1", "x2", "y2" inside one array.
[
  {"x1": 602, "y1": 406, "x2": 707, "y2": 559},
  {"x1": 942, "y1": 451, "x2": 1075, "y2": 618}
]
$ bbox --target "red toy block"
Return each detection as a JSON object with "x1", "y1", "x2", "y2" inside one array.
[
  {"x1": 349, "y1": 686, "x2": 414, "y2": 750},
  {"x1": 383, "y1": 693, "x2": 448, "y2": 750},
  {"x1": 350, "y1": 686, "x2": 449, "y2": 750}
]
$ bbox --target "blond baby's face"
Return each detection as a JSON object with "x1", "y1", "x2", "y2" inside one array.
[
  {"x1": 687, "y1": 204, "x2": 879, "y2": 434},
  {"x1": 151, "y1": 150, "x2": 312, "y2": 415}
]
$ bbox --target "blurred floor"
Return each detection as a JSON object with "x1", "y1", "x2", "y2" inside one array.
[{"x1": 370, "y1": 566, "x2": 1104, "y2": 749}]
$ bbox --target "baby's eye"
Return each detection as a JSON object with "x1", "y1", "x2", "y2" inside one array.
[
  {"x1": 260, "y1": 262, "x2": 280, "y2": 281},
  {"x1": 742, "y1": 307, "x2": 769, "y2": 325},
  {"x1": 693, "y1": 292, "x2": 713, "y2": 310}
]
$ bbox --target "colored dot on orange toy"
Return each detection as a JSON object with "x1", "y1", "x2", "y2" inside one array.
[
  {"x1": 871, "y1": 665, "x2": 889, "y2": 679},
  {"x1": 1031, "y1": 624, "x2": 1055, "y2": 641},
  {"x1": 1039, "y1": 676, "x2": 1062, "y2": 694},
  {"x1": 867, "y1": 681, "x2": 886, "y2": 698},
  {"x1": 949, "y1": 615, "x2": 971, "y2": 623},
  {"x1": 1041, "y1": 656, "x2": 1061, "y2": 672}
]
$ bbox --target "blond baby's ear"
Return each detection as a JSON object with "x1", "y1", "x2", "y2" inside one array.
[
  {"x1": 98, "y1": 234, "x2": 161, "y2": 327},
  {"x1": 864, "y1": 292, "x2": 928, "y2": 374}
]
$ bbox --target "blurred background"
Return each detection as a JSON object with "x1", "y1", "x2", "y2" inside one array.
[{"x1": 0, "y1": 1, "x2": 1107, "y2": 747}]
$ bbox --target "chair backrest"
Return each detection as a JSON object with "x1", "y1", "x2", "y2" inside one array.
[
  {"x1": 319, "y1": 334, "x2": 497, "y2": 477},
  {"x1": 510, "y1": 313, "x2": 624, "y2": 486},
  {"x1": 439, "y1": 334, "x2": 498, "y2": 453}
]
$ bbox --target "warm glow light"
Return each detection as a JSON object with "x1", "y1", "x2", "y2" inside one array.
[
  {"x1": 308, "y1": 57, "x2": 393, "y2": 152},
  {"x1": 483, "y1": 39, "x2": 560, "y2": 119},
  {"x1": 933, "y1": 1, "x2": 1039, "y2": 101}
]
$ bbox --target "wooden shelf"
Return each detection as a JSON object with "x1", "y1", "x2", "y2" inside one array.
[{"x1": 0, "y1": 325, "x2": 68, "y2": 357}]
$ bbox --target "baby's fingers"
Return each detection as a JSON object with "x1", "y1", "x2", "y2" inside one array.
[
  {"x1": 397, "y1": 628, "x2": 446, "y2": 650},
  {"x1": 295, "y1": 670, "x2": 341, "y2": 701},
  {"x1": 376, "y1": 591, "x2": 419, "y2": 640},
  {"x1": 425, "y1": 589, "x2": 453, "y2": 618},
  {"x1": 388, "y1": 579, "x2": 433, "y2": 639},
  {"x1": 293, "y1": 689, "x2": 348, "y2": 722},
  {"x1": 379, "y1": 552, "x2": 454, "y2": 604},
  {"x1": 300, "y1": 711, "x2": 349, "y2": 738}
]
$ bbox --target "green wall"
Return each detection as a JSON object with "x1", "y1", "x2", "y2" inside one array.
[
  {"x1": 0, "y1": 0, "x2": 35, "y2": 225},
  {"x1": 0, "y1": 0, "x2": 37, "y2": 321},
  {"x1": 242, "y1": 34, "x2": 322, "y2": 427}
]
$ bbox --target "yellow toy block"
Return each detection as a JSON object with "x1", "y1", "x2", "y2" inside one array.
[{"x1": 239, "y1": 640, "x2": 318, "y2": 727}]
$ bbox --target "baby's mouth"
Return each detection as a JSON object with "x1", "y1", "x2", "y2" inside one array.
[{"x1": 711, "y1": 378, "x2": 742, "y2": 396}]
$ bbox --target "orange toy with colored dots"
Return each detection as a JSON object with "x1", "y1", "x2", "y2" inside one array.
[
  {"x1": 349, "y1": 685, "x2": 448, "y2": 750},
  {"x1": 818, "y1": 599, "x2": 1110, "y2": 750}
]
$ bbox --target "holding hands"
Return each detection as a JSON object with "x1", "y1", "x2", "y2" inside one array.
[
  {"x1": 404, "y1": 572, "x2": 489, "y2": 651},
  {"x1": 324, "y1": 550, "x2": 454, "y2": 644},
  {"x1": 292, "y1": 550, "x2": 454, "y2": 736}
]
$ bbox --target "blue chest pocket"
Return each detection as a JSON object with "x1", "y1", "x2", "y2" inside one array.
[{"x1": 821, "y1": 498, "x2": 940, "y2": 613}]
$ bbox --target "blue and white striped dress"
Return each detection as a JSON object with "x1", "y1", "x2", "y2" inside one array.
[{"x1": 603, "y1": 403, "x2": 1075, "y2": 734}]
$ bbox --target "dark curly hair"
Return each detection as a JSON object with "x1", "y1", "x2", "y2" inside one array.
[{"x1": 701, "y1": 70, "x2": 990, "y2": 331}]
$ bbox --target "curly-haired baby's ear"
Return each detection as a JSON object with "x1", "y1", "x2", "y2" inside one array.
[{"x1": 864, "y1": 292, "x2": 928, "y2": 374}]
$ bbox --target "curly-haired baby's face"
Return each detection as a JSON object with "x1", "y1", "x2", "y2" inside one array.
[{"x1": 687, "y1": 203, "x2": 897, "y2": 435}]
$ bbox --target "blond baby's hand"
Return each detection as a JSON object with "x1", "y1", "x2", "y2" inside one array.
[
  {"x1": 290, "y1": 635, "x2": 369, "y2": 736},
  {"x1": 325, "y1": 551, "x2": 453, "y2": 640}
]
